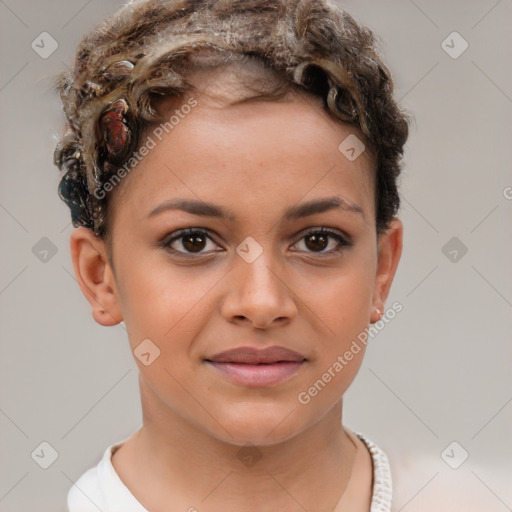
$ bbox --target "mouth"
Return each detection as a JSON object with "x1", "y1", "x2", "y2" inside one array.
[{"x1": 205, "y1": 346, "x2": 307, "y2": 387}]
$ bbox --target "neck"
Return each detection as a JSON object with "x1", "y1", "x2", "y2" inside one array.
[{"x1": 117, "y1": 384, "x2": 356, "y2": 512}]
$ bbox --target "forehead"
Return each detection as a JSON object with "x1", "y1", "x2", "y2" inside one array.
[{"x1": 113, "y1": 83, "x2": 375, "y2": 227}]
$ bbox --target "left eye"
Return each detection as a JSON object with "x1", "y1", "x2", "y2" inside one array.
[
  {"x1": 162, "y1": 228, "x2": 350, "y2": 255},
  {"x1": 292, "y1": 229, "x2": 350, "y2": 254}
]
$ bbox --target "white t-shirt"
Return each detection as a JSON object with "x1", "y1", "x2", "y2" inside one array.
[{"x1": 67, "y1": 432, "x2": 392, "y2": 512}]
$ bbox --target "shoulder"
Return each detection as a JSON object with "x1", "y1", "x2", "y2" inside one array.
[
  {"x1": 356, "y1": 432, "x2": 393, "y2": 512},
  {"x1": 66, "y1": 443, "x2": 124, "y2": 512},
  {"x1": 359, "y1": 437, "x2": 507, "y2": 512},
  {"x1": 67, "y1": 459, "x2": 107, "y2": 512},
  {"x1": 67, "y1": 440, "x2": 149, "y2": 512}
]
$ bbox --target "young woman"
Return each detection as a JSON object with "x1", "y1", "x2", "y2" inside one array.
[{"x1": 53, "y1": 1, "x2": 408, "y2": 510}]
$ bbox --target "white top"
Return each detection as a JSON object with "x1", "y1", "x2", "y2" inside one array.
[{"x1": 67, "y1": 432, "x2": 392, "y2": 512}]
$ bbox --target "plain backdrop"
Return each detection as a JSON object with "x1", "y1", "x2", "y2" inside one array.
[{"x1": 0, "y1": 1, "x2": 511, "y2": 511}]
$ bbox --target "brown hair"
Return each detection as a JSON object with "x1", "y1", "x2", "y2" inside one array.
[{"x1": 53, "y1": 0, "x2": 409, "y2": 239}]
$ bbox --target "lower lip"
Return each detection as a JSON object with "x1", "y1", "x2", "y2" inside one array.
[{"x1": 206, "y1": 361, "x2": 305, "y2": 387}]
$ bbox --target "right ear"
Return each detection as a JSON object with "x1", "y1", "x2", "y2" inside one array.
[{"x1": 69, "y1": 226, "x2": 122, "y2": 326}]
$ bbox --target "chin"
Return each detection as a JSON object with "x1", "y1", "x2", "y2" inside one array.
[{"x1": 205, "y1": 402, "x2": 308, "y2": 447}]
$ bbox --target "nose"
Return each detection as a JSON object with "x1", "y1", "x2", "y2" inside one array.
[{"x1": 220, "y1": 248, "x2": 298, "y2": 330}]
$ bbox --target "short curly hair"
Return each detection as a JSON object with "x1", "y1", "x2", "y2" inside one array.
[{"x1": 53, "y1": 0, "x2": 409, "y2": 239}]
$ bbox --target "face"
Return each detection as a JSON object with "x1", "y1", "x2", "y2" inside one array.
[{"x1": 73, "y1": 71, "x2": 402, "y2": 447}]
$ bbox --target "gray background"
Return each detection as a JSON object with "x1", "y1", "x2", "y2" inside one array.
[{"x1": 0, "y1": 0, "x2": 511, "y2": 511}]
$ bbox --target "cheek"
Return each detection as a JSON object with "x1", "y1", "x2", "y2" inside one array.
[
  {"x1": 116, "y1": 256, "x2": 220, "y2": 351},
  {"x1": 296, "y1": 273, "x2": 371, "y2": 410},
  {"x1": 309, "y1": 263, "x2": 375, "y2": 338},
  {"x1": 302, "y1": 257, "x2": 374, "y2": 395}
]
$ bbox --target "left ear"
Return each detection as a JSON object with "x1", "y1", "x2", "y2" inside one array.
[{"x1": 370, "y1": 218, "x2": 403, "y2": 323}]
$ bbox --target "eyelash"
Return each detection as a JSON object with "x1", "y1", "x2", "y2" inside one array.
[{"x1": 160, "y1": 227, "x2": 352, "y2": 257}]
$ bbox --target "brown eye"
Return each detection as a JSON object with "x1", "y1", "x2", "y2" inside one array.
[
  {"x1": 162, "y1": 228, "x2": 220, "y2": 255},
  {"x1": 304, "y1": 232, "x2": 329, "y2": 252},
  {"x1": 293, "y1": 229, "x2": 350, "y2": 255},
  {"x1": 181, "y1": 232, "x2": 207, "y2": 252}
]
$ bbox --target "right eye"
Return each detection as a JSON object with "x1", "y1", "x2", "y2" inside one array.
[{"x1": 161, "y1": 228, "x2": 223, "y2": 256}]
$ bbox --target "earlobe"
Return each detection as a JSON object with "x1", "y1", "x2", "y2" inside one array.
[
  {"x1": 370, "y1": 218, "x2": 403, "y2": 323},
  {"x1": 69, "y1": 227, "x2": 123, "y2": 326}
]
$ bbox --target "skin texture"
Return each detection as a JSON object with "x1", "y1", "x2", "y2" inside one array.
[{"x1": 70, "y1": 68, "x2": 403, "y2": 511}]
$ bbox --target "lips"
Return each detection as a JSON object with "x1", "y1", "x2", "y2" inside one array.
[
  {"x1": 205, "y1": 346, "x2": 306, "y2": 387},
  {"x1": 206, "y1": 346, "x2": 306, "y2": 364}
]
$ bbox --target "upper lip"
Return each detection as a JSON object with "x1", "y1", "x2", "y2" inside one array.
[{"x1": 206, "y1": 346, "x2": 306, "y2": 364}]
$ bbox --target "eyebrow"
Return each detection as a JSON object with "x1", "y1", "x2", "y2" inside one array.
[{"x1": 147, "y1": 196, "x2": 365, "y2": 222}]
